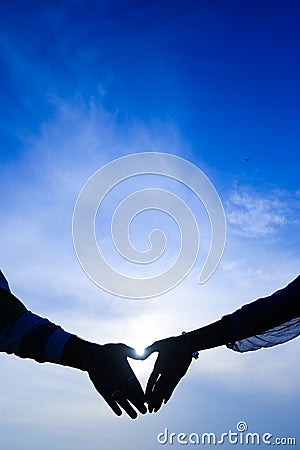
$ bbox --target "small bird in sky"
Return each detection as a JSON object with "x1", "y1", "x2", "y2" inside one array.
[{"x1": 244, "y1": 157, "x2": 252, "y2": 162}]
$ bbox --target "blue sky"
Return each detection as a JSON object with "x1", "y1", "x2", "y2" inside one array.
[{"x1": 0, "y1": 1, "x2": 299, "y2": 449}]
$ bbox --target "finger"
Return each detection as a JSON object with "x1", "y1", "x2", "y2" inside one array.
[
  {"x1": 105, "y1": 388, "x2": 139, "y2": 419},
  {"x1": 125, "y1": 375, "x2": 147, "y2": 414},
  {"x1": 131, "y1": 349, "x2": 151, "y2": 361},
  {"x1": 124, "y1": 344, "x2": 156, "y2": 361},
  {"x1": 147, "y1": 373, "x2": 179, "y2": 413},
  {"x1": 123, "y1": 344, "x2": 148, "y2": 361},
  {"x1": 148, "y1": 389, "x2": 164, "y2": 413},
  {"x1": 145, "y1": 365, "x2": 160, "y2": 400},
  {"x1": 147, "y1": 374, "x2": 169, "y2": 413},
  {"x1": 163, "y1": 378, "x2": 179, "y2": 404},
  {"x1": 127, "y1": 341, "x2": 160, "y2": 362},
  {"x1": 115, "y1": 395, "x2": 138, "y2": 419},
  {"x1": 102, "y1": 394, "x2": 123, "y2": 417},
  {"x1": 153, "y1": 397, "x2": 164, "y2": 413},
  {"x1": 148, "y1": 384, "x2": 164, "y2": 413},
  {"x1": 139, "y1": 344, "x2": 159, "y2": 360},
  {"x1": 144, "y1": 341, "x2": 160, "y2": 355},
  {"x1": 151, "y1": 373, "x2": 185, "y2": 412}
]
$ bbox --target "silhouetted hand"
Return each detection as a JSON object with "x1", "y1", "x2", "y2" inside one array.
[
  {"x1": 85, "y1": 343, "x2": 147, "y2": 419},
  {"x1": 143, "y1": 336, "x2": 194, "y2": 413}
]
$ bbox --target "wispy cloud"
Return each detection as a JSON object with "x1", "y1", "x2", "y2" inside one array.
[{"x1": 225, "y1": 185, "x2": 300, "y2": 238}]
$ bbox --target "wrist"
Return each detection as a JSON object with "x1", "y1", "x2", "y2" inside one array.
[
  {"x1": 61, "y1": 336, "x2": 99, "y2": 371},
  {"x1": 181, "y1": 331, "x2": 199, "y2": 359},
  {"x1": 187, "y1": 316, "x2": 233, "y2": 351}
]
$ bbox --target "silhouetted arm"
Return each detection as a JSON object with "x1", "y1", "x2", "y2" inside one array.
[
  {"x1": 144, "y1": 275, "x2": 300, "y2": 412},
  {"x1": 0, "y1": 270, "x2": 146, "y2": 419}
]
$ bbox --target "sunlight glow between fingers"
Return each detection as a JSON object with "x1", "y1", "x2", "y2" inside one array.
[{"x1": 135, "y1": 346, "x2": 145, "y2": 356}]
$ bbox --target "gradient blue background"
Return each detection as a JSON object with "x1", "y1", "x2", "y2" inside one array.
[{"x1": 0, "y1": 1, "x2": 299, "y2": 449}]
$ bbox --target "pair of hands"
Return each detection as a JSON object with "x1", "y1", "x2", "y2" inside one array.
[{"x1": 85, "y1": 335, "x2": 194, "y2": 419}]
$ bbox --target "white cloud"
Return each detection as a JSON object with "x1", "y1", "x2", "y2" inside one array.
[{"x1": 225, "y1": 185, "x2": 300, "y2": 238}]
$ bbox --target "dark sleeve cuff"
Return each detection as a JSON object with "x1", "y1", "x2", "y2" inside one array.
[{"x1": 61, "y1": 336, "x2": 97, "y2": 371}]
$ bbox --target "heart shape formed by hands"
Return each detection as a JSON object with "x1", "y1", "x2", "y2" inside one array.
[{"x1": 85, "y1": 336, "x2": 193, "y2": 419}]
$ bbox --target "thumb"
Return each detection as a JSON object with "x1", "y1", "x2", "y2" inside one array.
[
  {"x1": 122, "y1": 344, "x2": 148, "y2": 360},
  {"x1": 139, "y1": 342, "x2": 160, "y2": 360},
  {"x1": 124, "y1": 343, "x2": 159, "y2": 360}
]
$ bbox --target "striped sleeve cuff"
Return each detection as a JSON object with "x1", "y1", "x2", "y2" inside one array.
[
  {"x1": 0, "y1": 311, "x2": 48, "y2": 355},
  {"x1": 42, "y1": 327, "x2": 73, "y2": 363},
  {"x1": 0, "y1": 311, "x2": 73, "y2": 364}
]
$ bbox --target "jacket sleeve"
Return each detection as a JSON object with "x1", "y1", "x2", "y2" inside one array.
[
  {"x1": 226, "y1": 275, "x2": 300, "y2": 352},
  {"x1": 0, "y1": 269, "x2": 94, "y2": 369},
  {"x1": 0, "y1": 270, "x2": 27, "y2": 333},
  {"x1": 0, "y1": 270, "x2": 72, "y2": 363}
]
